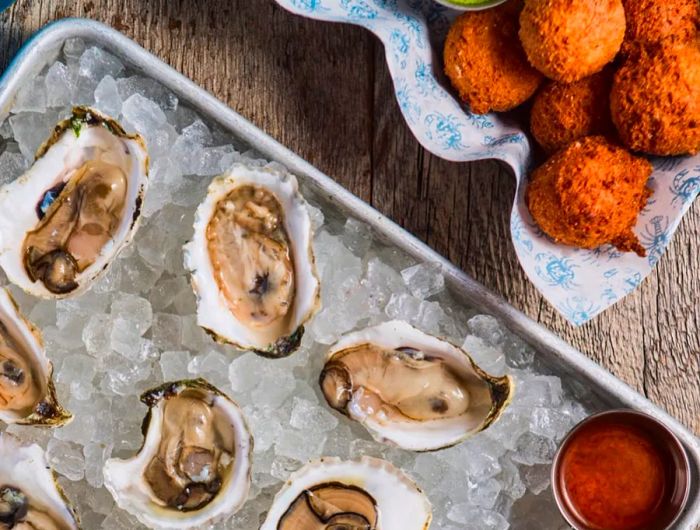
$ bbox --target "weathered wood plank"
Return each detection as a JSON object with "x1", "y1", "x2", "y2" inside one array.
[{"x1": 0, "y1": 0, "x2": 697, "y2": 434}]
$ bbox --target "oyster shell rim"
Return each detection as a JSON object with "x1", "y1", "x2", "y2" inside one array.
[
  {"x1": 320, "y1": 320, "x2": 515, "y2": 452},
  {"x1": 183, "y1": 163, "x2": 321, "y2": 358},
  {"x1": 0, "y1": 432, "x2": 81, "y2": 529},
  {"x1": 260, "y1": 456, "x2": 433, "y2": 530},
  {"x1": 0, "y1": 106, "x2": 150, "y2": 300},
  {"x1": 103, "y1": 378, "x2": 254, "y2": 530},
  {"x1": 0, "y1": 287, "x2": 72, "y2": 427}
]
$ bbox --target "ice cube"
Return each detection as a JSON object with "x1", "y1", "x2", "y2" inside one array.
[
  {"x1": 46, "y1": 439, "x2": 85, "y2": 481},
  {"x1": 462, "y1": 335, "x2": 506, "y2": 375},
  {"x1": 63, "y1": 38, "x2": 86, "y2": 65},
  {"x1": 229, "y1": 352, "x2": 261, "y2": 393},
  {"x1": 79, "y1": 47, "x2": 124, "y2": 80},
  {"x1": 0, "y1": 151, "x2": 29, "y2": 185},
  {"x1": 152, "y1": 313, "x2": 183, "y2": 351},
  {"x1": 93, "y1": 75, "x2": 122, "y2": 117},
  {"x1": 275, "y1": 429, "x2": 325, "y2": 463},
  {"x1": 57, "y1": 354, "x2": 97, "y2": 401},
  {"x1": 522, "y1": 464, "x2": 551, "y2": 495},
  {"x1": 159, "y1": 350, "x2": 191, "y2": 381},
  {"x1": 121, "y1": 94, "x2": 176, "y2": 157},
  {"x1": 181, "y1": 119, "x2": 212, "y2": 145},
  {"x1": 270, "y1": 455, "x2": 302, "y2": 481},
  {"x1": 467, "y1": 315, "x2": 505, "y2": 346},
  {"x1": 289, "y1": 397, "x2": 339, "y2": 433},
  {"x1": 512, "y1": 432, "x2": 557, "y2": 466},
  {"x1": 45, "y1": 62, "x2": 76, "y2": 108},
  {"x1": 529, "y1": 407, "x2": 574, "y2": 440},
  {"x1": 401, "y1": 262, "x2": 445, "y2": 299},
  {"x1": 447, "y1": 504, "x2": 509, "y2": 530},
  {"x1": 385, "y1": 292, "x2": 421, "y2": 322},
  {"x1": 83, "y1": 442, "x2": 112, "y2": 488},
  {"x1": 9, "y1": 109, "x2": 63, "y2": 160},
  {"x1": 468, "y1": 477, "x2": 501, "y2": 509},
  {"x1": 111, "y1": 293, "x2": 153, "y2": 336},
  {"x1": 342, "y1": 218, "x2": 372, "y2": 255},
  {"x1": 13, "y1": 76, "x2": 47, "y2": 113},
  {"x1": 306, "y1": 202, "x2": 325, "y2": 232},
  {"x1": 116, "y1": 76, "x2": 178, "y2": 112}
]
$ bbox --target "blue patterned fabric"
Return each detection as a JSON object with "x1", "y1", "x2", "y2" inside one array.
[{"x1": 275, "y1": 0, "x2": 700, "y2": 325}]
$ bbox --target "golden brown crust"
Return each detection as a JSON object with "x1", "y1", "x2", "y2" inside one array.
[
  {"x1": 622, "y1": 0, "x2": 699, "y2": 48},
  {"x1": 519, "y1": 0, "x2": 626, "y2": 83},
  {"x1": 530, "y1": 69, "x2": 614, "y2": 153},
  {"x1": 526, "y1": 136, "x2": 652, "y2": 255},
  {"x1": 610, "y1": 39, "x2": 700, "y2": 156},
  {"x1": 443, "y1": 0, "x2": 543, "y2": 115}
]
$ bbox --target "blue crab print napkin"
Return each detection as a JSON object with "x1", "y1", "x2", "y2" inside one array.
[{"x1": 275, "y1": 0, "x2": 700, "y2": 325}]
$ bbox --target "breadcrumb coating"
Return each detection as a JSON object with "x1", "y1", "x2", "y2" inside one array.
[
  {"x1": 526, "y1": 136, "x2": 652, "y2": 255},
  {"x1": 519, "y1": 0, "x2": 625, "y2": 82},
  {"x1": 530, "y1": 69, "x2": 614, "y2": 153},
  {"x1": 444, "y1": 0, "x2": 543, "y2": 114},
  {"x1": 611, "y1": 38, "x2": 700, "y2": 156}
]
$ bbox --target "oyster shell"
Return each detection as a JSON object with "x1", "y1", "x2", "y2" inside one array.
[
  {"x1": 0, "y1": 288, "x2": 70, "y2": 427},
  {"x1": 0, "y1": 107, "x2": 149, "y2": 298},
  {"x1": 103, "y1": 379, "x2": 253, "y2": 529},
  {"x1": 320, "y1": 320, "x2": 514, "y2": 451},
  {"x1": 184, "y1": 163, "x2": 320, "y2": 358},
  {"x1": 261, "y1": 456, "x2": 432, "y2": 530},
  {"x1": 0, "y1": 433, "x2": 80, "y2": 529}
]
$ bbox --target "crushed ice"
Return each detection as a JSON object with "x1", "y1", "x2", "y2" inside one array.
[{"x1": 0, "y1": 41, "x2": 601, "y2": 529}]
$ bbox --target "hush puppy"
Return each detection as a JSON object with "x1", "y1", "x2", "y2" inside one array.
[
  {"x1": 444, "y1": 0, "x2": 543, "y2": 114},
  {"x1": 526, "y1": 136, "x2": 652, "y2": 255},
  {"x1": 519, "y1": 0, "x2": 626, "y2": 82},
  {"x1": 530, "y1": 69, "x2": 613, "y2": 153},
  {"x1": 622, "y1": 0, "x2": 699, "y2": 48},
  {"x1": 610, "y1": 39, "x2": 700, "y2": 156}
]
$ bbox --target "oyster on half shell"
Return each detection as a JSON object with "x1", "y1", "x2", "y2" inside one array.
[
  {"x1": 103, "y1": 379, "x2": 253, "y2": 529},
  {"x1": 0, "y1": 107, "x2": 149, "y2": 298},
  {"x1": 320, "y1": 320, "x2": 514, "y2": 451},
  {"x1": 0, "y1": 433, "x2": 80, "y2": 529},
  {"x1": 184, "y1": 163, "x2": 320, "y2": 358},
  {"x1": 0, "y1": 288, "x2": 70, "y2": 427},
  {"x1": 261, "y1": 457, "x2": 432, "y2": 530}
]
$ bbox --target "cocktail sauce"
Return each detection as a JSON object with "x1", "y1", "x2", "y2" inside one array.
[{"x1": 553, "y1": 411, "x2": 691, "y2": 530}]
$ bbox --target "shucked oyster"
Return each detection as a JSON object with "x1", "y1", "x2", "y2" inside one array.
[
  {"x1": 184, "y1": 163, "x2": 320, "y2": 358},
  {"x1": 0, "y1": 107, "x2": 149, "y2": 298},
  {"x1": 320, "y1": 320, "x2": 514, "y2": 451},
  {"x1": 0, "y1": 433, "x2": 80, "y2": 529},
  {"x1": 261, "y1": 457, "x2": 432, "y2": 530},
  {"x1": 103, "y1": 379, "x2": 252, "y2": 529},
  {"x1": 0, "y1": 288, "x2": 70, "y2": 427}
]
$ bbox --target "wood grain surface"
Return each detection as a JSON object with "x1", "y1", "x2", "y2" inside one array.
[{"x1": 1, "y1": 0, "x2": 698, "y2": 435}]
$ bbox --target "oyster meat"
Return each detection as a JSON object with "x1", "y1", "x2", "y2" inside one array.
[
  {"x1": 0, "y1": 288, "x2": 70, "y2": 427},
  {"x1": 320, "y1": 320, "x2": 514, "y2": 451},
  {"x1": 0, "y1": 433, "x2": 80, "y2": 529},
  {"x1": 0, "y1": 107, "x2": 149, "y2": 298},
  {"x1": 103, "y1": 379, "x2": 252, "y2": 529},
  {"x1": 184, "y1": 163, "x2": 320, "y2": 358},
  {"x1": 261, "y1": 456, "x2": 432, "y2": 530}
]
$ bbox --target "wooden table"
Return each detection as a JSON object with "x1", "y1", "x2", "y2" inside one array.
[{"x1": 1, "y1": 0, "x2": 698, "y2": 434}]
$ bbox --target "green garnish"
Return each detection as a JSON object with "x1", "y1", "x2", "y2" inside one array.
[{"x1": 70, "y1": 116, "x2": 82, "y2": 138}]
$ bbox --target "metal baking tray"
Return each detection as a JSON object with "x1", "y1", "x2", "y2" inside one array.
[{"x1": 0, "y1": 18, "x2": 698, "y2": 528}]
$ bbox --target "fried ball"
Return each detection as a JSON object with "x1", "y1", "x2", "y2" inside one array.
[
  {"x1": 444, "y1": 0, "x2": 543, "y2": 114},
  {"x1": 530, "y1": 70, "x2": 613, "y2": 153},
  {"x1": 622, "y1": 0, "x2": 699, "y2": 47},
  {"x1": 610, "y1": 39, "x2": 700, "y2": 156},
  {"x1": 519, "y1": 0, "x2": 626, "y2": 83},
  {"x1": 526, "y1": 136, "x2": 652, "y2": 255}
]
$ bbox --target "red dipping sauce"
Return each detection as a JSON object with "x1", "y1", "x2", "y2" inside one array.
[{"x1": 552, "y1": 410, "x2": 690, "y2": 530}]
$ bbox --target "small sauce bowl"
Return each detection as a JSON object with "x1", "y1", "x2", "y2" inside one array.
[
  {"x1": 552, "y1": 410, "x2": 691, "y2": 530},
  {"x1": 432, "y1": 0, "x2": 508, "y2": 12}
]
